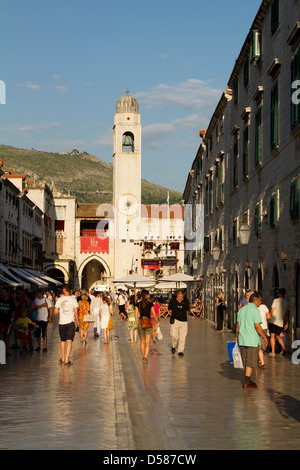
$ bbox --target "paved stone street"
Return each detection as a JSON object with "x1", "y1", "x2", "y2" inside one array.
[{"x1": 1, "y1": 311, "x2": 300, "y2": 451}]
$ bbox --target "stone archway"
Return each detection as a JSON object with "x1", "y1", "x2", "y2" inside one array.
[
  {"x1": 46, "y1": 268, "x2": 65, "y2": 286},
  {"x1": 81, "y1": 258, "x2": 107, "y2": 291}
]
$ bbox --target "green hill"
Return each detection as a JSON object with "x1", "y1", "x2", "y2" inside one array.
[{"x1": 0, "y1": 145, "x2": 182, "y2": 204}]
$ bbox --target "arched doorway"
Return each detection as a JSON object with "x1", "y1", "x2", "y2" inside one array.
[
  {"x1": 81, "y1": 259, "x2": 107, "y2": 291},
  {"x1": 46, "y1": 268, "x2": 65, "y2": 286}
]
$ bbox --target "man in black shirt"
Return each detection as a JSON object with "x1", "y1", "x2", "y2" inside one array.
[{"x1": 168, "y1": 289, "x2": 190, "y2": 356}]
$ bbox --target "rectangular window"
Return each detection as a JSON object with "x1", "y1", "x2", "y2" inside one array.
[
  {"x1": 219, "y1": 159, "x2": 224, "y2": 204},
  {"x1": 254, "y1": 203, "x2": 262, "y2": 237},
  {"x1": 205, "y1": 179, "x2": 209, "y2": 216},
  {"x1": 208, "y1": 176, "x2": 213, "y2": 213},
  {"x1": 215, "y1": 166, "x2": 219, "y2": 207},
  {"x1": 233, "y1": 136, "x2": 239, "y2": 188},
  {"x1": 204, "y1": 236, "x2": 211, "y2": 253},
  {"x1": 271, "y1": 0, "x2": 279, "y2": 35},
  {"x1": 270, "y1": 80, "x2": 279, "y2": 149},
  {"x1": 244, "y1": 57, "x2": 249, "y2": 88},
  {"x1": 290, "y1": 178, "x2": 300, "y2": 221},
  {"x1": 243, "y1": 125, "x2": 249, "y2": 178},
  {"x1": 291, "y1": 48, "x2": 300, "y2": 130},
  {"x1": 232, "y1": 219, "x2": 238, "y2": 246},
  {"x1": 234, "y1": 79, "x2": 239, "y2": 105},
  {"x1": 255, "y1": 105, "x2": 262, "y2": 166},
  {"x1": 250, "y1": 30, "x2": 262, "y2": 63},
  {"x1": 269, "y1": 192, "x2": 279, "y2": 229}
]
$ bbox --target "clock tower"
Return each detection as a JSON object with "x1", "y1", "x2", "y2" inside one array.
[{"x1": 113, "y1": 91, "x2": 142, "y2": 278}]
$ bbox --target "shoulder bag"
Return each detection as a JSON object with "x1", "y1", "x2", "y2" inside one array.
[
  {"x1": 83, "y1": 313, "x2": 96, "y2": 322},
  {"x1": 140, "y1": 316, "x2": 152, "y2": 329}
]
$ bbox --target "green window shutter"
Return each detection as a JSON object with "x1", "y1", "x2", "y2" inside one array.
[
  {"x1": 250, "y1": 30, "x2": 262, "y2": 63},
  {"x1": 204, "y1": 236, "x2": 210, "y2": 252},
  {"x1": 270, "y1": 193, "x2": 278, "y2": 229},
  {"x1": 219, "y1": 228, "x2": 223, "y2": 250},
  {"x1": 209, "y1": 177, "x2": 213, "y2": 213},
  {"x1": 244, "y1": 57, "x2": 249, "y2": 88},
  {"x1": 271, "y1": 0, "x2": 279, "y2": 35},
  {"x1": 254, "y1": 203, "x2": 262, "y2": 236},
  {"x1": 205, "y1": 181, "x2": 209, "y2": 216},
  {"x1": 219, "y1": 160, "x2": 224, "y2": 204},
  {"x1": 243, "y1": 125, "x2": 249, "y2": 178},
  {"x1": 291, "y1": 48, "x2": 300, "y2": 130},
  {"x1": 271, "y1": 81, "x2": 279, "y2": 149},
  {"x1": 234, "y1": 79, "x2": 239, "y2": 104},
  {"x1": 290, "y1": 178, "x2": 300, "y2": 220},
  {"x1": 255, "y1": 105, "x2": 262, "y2": 166},
  {"x1": 232, "y1": 220, "x2": 238, "y2": 245},
  {"x1": 215, "y1": 166, "x2": 219, "y2": 207},
  {"x1": 233, "y1": 137, "x2": 239, "y2": 188}
]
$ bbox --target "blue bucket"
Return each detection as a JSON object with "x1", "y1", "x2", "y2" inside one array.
[{"x1": 227, "y1": 341, "x2": 236, "y2": 364}]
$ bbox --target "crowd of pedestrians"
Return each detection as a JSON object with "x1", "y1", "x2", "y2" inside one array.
[
  {"x1": 0, "y1": 283, "x2": 291, "y2": 389},
  {"x1": 0, "y1": 286, "x2": 56, "y2": 357}
]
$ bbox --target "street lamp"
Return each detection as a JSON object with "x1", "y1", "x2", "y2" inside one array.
[
  {"x1": 212, "y1": 222, "x2": 251, "y2": 261},
  {"x1": 239, "y1": 222, "x2": 251, "y2": 245}
]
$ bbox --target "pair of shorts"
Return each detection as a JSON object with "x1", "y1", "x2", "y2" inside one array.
[
  {"x1": 34, "y1": 320, "x2": 48, "y2": 338},
  {"x1": 0, "y1": 323, "x2": 11, "y2": 336},
  {"x1": 240, "y1": 346, "x2": 259, "y2": 369},
  {"x1": 17, "y1": 331, "x2": 29, "y2": 341},
  {"x1": 137, "y1": 322, "x2": 153, "y2": 337},
  {"x1": 59, "y1": 322, "x2": 75, "y2": 342},
  {"x1": 268, "y1": 323, "x2": 283, "y2": 336}
]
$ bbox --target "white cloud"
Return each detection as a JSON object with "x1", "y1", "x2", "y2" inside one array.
[
  {"x1": 54, "y1": 85, "x2": 68, "y2": 94},
  {"x1": 0, "y1": 122, "x2": 61, "y2": 136},
  {"x1": 16, "y1": 82, "x2": 41, "y2": 90},
  {"x1": 135, "y1": 79, "x2": 222, "y2": 112},
  {"x1": 142, "y1": 114, "x2": 208, "y2": 149},
  {"x1": 94, "y1": 129, "x2": 113, "y2": 147}
]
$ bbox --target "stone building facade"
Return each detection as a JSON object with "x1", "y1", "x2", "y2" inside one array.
[{"x1": 183, "y1": 0, "x2": 300, "y2": 347}]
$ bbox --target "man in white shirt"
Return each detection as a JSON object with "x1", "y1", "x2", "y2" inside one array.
[
  {"x1": 268, "y1": 288, "x2": 289, "y2": 357},
  {"x1": 34, "y1": 290, "x2": 51, "y2": 352},
  {"x1": 55, "y1": 285, "x2": 79, "y2": 365}
]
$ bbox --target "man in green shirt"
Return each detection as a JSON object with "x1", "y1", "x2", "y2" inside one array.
[{"x1": 236, "y1": 291, "x2": 268, "y2": 388}]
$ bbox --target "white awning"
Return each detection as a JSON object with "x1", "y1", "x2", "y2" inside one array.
[
  {"x1": 0, "y1": 264, "x2": 31, "y2": 289},
  {"x1": 25, "y1": 268, "x2": 62, "y2": 286},
  {"x1": 0, "y1": 273, "x2": 21, "y2": 287},
  {"x1": 9, "y1": 267, "x2": 48, "y2": 287}
]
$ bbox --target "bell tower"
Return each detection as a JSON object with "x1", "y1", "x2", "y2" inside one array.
[{"x1": 113, "y1": 91, "x2": 142, "y2": 278}]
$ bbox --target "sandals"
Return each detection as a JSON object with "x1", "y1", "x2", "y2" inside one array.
[{"x1": 59, "y1": 358, "x2": 73, "y2": 365}]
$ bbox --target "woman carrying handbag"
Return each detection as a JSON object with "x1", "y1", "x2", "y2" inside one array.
[{"x1": 135, "y1": 290, "x2": 159, "y2": 364}]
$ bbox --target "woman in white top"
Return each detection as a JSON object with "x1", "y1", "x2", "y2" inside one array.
[
  {"x1": 100, "y1": 296, "x2": 113, "y2": 344},
  {"x1": 90, "y1": 291, "x2": 102, "y2": 337}
]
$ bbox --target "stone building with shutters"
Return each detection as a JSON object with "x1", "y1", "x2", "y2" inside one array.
[{"x1": 183, "y1": 0, "x2": 300, "y2": 347}]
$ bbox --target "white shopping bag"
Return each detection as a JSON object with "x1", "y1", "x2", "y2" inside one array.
[
  {"x1": 232, "y1": 342, "x2": 244, "y2": 369},
  {"x1": 156, "y1": 326, "x2": 163, "y2": 340}
]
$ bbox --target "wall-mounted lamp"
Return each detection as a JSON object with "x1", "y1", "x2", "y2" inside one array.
[{"x1": 239, "y1": 223, "x2": 251, "y2": 245}]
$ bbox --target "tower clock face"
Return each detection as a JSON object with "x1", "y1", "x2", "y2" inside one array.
[{"x1": 118, "y1": 194, "x2": 139, "y2": 217}]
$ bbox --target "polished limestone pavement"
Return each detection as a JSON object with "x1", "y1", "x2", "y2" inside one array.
[{"x1": 1, "y1": 311, "x2": 300, "y2": 451}]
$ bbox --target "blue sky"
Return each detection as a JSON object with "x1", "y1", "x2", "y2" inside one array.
[{"x1": 1, "y1": 0, "x2": 262, "y2": 193}]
